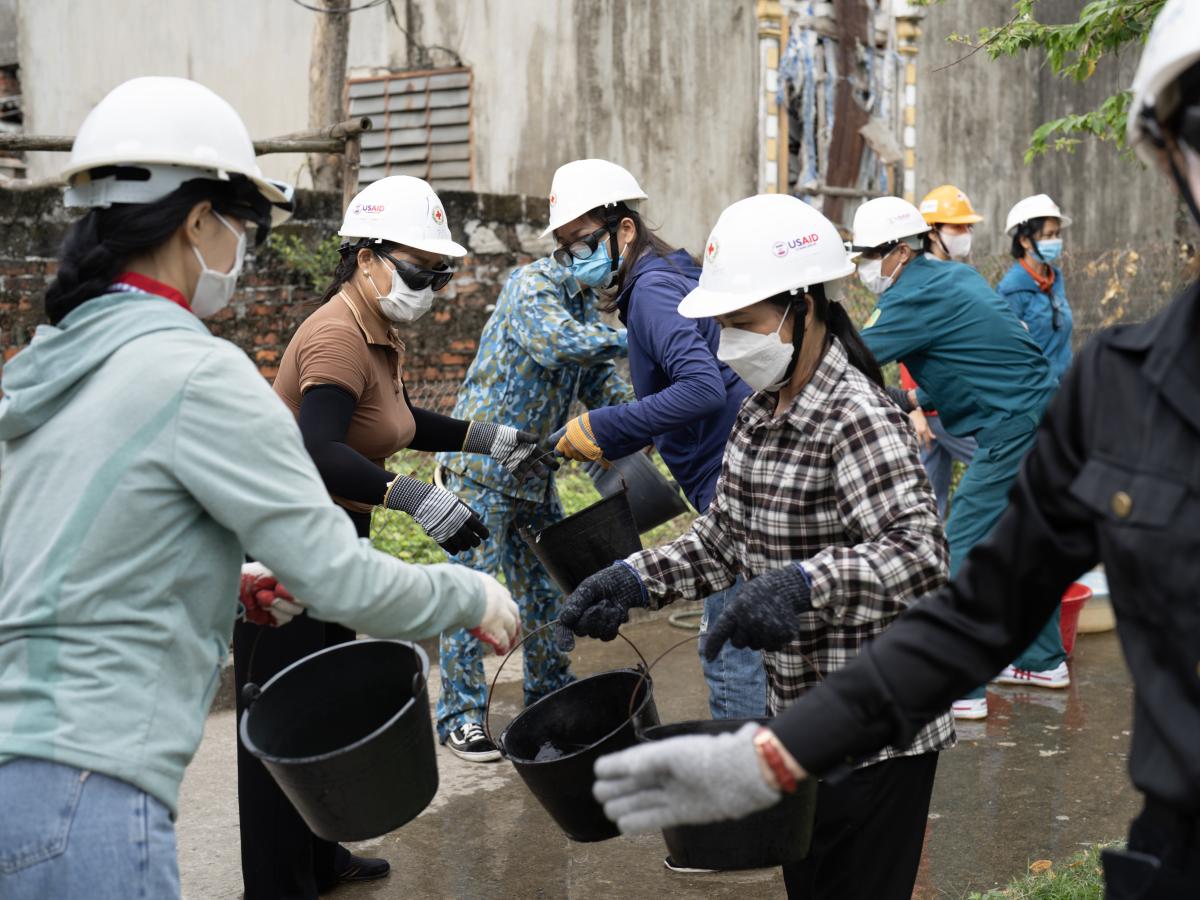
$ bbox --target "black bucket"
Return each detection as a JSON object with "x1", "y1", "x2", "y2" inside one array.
[
  {"x1": 498, "y1": 667, "x2": 660, "y2": 841},
  {"x1": 640, "y1": 718, "x2": 818, "y2": 870},
  {"x1": 239, "y1": 639, "x2": 436, "y2": 842},
  {"x1": 585, "y1": 453, "x2": 690, "y2": 533},
  {"x1": 521, "y1": 490, "x2": 642, "y2": 594}
]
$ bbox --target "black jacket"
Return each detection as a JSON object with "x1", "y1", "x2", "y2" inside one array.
[{"x1": 773, "y1": 282, "x2": 1200, "y2": 816}]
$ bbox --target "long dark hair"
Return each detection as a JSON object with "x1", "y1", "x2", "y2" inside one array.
[
  {"x1": 1010, "y1": 216, "x2": 1048, "y2": 260},
  {"x1": 765, "y1": 282, "x2": 885, "y2": 388},
  {"x1": 588, "y1": 202, "x2": 693, "y2": 312},
  {"x1": 319, "y1": 239, "x2": 400, "y2": 304},
  {"x1": 45, "y1": 178, "x2": 262, "y2": 325}
]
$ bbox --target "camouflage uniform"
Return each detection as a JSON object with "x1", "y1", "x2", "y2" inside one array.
[{"x1": 434, "y1": 257, "x2": 634, "y2": 740}]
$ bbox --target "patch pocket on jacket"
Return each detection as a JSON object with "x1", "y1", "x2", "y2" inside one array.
[
  {"x1": 1068, "y1": 458, "x2": 1186, "y2": 528},
  {"x1": 0, "y1": 763, "x2": 88, "y2": 873}
]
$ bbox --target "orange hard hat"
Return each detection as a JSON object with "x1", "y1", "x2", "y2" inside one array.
[{"x1": 919, "y1": 184, "x2": 984, "y2": 225}]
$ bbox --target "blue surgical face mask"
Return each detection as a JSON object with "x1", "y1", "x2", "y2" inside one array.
[
  {"x1": 570, "y1": 240, "x2": 622, "y2": 288},
  {"x1": 1035, "y1": 238, "x2": 1063, "y2": 263}
]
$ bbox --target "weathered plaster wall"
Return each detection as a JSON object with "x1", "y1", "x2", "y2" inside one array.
[{"x1": 914, "y1": 0, "x2": 1189, "y2": 339}]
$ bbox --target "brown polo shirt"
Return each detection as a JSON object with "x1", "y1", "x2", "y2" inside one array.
[{"x1": 274, "y1": 286, "x2": 416, "y2": 514}]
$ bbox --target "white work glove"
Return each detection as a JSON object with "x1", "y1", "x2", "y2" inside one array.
[
  {"x1": 468, "y1": 571, "x2": 520, "y2": 654},
  {"x1": 592, "y1": 723, "x2": 781, "y2": 834},
  {"x1": 238, "y1": 562, "x2": 306, "y2": 627}
]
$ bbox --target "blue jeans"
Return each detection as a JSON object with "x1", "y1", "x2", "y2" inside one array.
[
  {"x1": 920, "y1": 415, "x2": 977, "y2": 520},
  {"x1": 698, "y1": 581, "x2": 768, "y2": 719},
  {"x1": 0, "y1": 758, "x2": 180, "y2": 900}
]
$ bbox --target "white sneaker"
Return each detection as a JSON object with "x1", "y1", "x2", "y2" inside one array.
[
  {"x1": 992, "y1": 661, "x2": 1070, "y2": 689},
  {"x1": 952, "y1": 697, "x2": 988, "y2": 720}
]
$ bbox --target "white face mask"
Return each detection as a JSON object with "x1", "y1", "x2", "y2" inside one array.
[
  {"x1": 717, "y1": 306, "x2": 794, "y2": 392},
  {"x1": 857, "y1": 256, "x2": 895, "y2": 295},
  {"x1": 939, "y1": 229, "x2": 973, "y2": 261},
  {"x1": 369, "y1": 265, "x2": 436, "y2": 323},
  {"x1": 190, "y1": 212, "x2": 245, "y2": 319}
]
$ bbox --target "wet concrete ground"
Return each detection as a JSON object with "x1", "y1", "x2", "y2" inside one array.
[{"x1": 177, "y1": 614, "x2": 1137, "y2": 899}]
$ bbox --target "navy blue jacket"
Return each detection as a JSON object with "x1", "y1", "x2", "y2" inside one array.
[{"x1": 587, "y1": 250, "x2": 751, "y2": 512}]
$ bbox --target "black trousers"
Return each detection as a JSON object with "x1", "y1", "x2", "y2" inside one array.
[
  {"x1": 233, "y1": 509, "x2": 368, "y2": 900},
  {"x1": 1102, "y1": 798, "x2": 1200, "y2": 899},
  {"x1": 782, "y1": 751, "x2": 939, "y2": 900}
]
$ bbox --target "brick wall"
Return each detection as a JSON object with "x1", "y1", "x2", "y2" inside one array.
[{"x1": 0, "y1": 186, "x2": 553, "y2": 411}]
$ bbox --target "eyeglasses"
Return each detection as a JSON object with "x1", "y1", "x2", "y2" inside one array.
[
  {"x1": 553, "y1": 224, "x2": 612, "y2": 267},
  {"x1": 374, "y1": 249, "x2": 454, "y2": 292}
]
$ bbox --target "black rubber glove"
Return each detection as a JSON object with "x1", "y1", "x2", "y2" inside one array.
[
  {"x1": 555, "y1": 561, "x2": 646, "y2": 651},
  {"x1": 886, "y1": 385, "x2": 916, "y2": 413},
  {"x1": 703, "y1": 565, "x2": 812, "y2": 661},
  {"x1": 464, "y1": 422, "x2": 559, "y2": 482},
  {"x1": 383, "y1": 475, "x2": 489, "y2": 555}
]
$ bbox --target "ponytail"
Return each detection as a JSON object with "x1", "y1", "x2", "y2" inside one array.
[
  {"x1": 319, "y1": 242, "x2": 362, "y2": 304},
  {"x1": 825, "y1": 297, "x2": 885, "y2": 388},
  {"x1": 45, "y1": 179, "x2": 255, "y2": 325},
  {"x1": 764, "y1": 283, "x2": 885, "y2": 388}
]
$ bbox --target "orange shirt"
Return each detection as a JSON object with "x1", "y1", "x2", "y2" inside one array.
[{"x1": 274, "y1": 286, "x2": 416, "y2": 513}]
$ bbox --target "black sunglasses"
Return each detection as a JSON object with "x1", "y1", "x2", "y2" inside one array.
[
  {"x1": 553, "y1": 224, "x2": 612, "y2": 267},
  {"x1": 374, "y1": 249, "x2": 454, "y2": 292}
]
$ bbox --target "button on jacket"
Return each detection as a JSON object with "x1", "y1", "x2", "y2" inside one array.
[{"x1": 773, "y1": 283, "x2": 1200, "y2": 815}]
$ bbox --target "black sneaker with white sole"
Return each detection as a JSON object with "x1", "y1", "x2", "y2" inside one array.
[
  {"x1": 663, "y1": 856, "x2": 716, "y2": 874},
  {"x1": 445, "y1": 723, "x2": 501, "y2": 762}
]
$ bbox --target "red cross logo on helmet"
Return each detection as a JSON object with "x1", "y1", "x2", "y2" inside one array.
[
  {"x1": 549, "y1": 192, "x2": 557, "y2": 207},
  {"x1": 432, "y1": 206, "x2": 445, "y2": 225},
  {"x1": 706, "y1": 239, "x2": 719, "y2": 261}
]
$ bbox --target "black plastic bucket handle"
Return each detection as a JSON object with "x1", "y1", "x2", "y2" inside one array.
[{"x1": 483, "y1": 620, "x2": 650, "y2": 751}]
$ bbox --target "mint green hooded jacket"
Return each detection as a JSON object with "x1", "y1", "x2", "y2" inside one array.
[{"x1": 0, "y1": 292, "x2": 485, "y2": 814}]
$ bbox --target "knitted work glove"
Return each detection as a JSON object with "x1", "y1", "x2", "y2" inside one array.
[
  {"x1": 703, "y1": 564, "x2": 812, "y2": 660},
  {"x1": 555, "y1": 561, "x2": 646, "y2": 651},
  {"x1": 592, "y1": 723, "x2": 781, "y2": 834},
  {"x1": 384, "y1": 475, "x2": 489, "y2": 555},
  {"x1": 464, "y1": 421, "x2": 558, "y2": 482},
  {"x1": 554, "y1": 412, "x2": 605, "y2": 462},
  {"x1": 239, "y1": 562, "x2": 305, "y2": 627},
  {"x1": 467, "y1": 571, "x2": 521, "y2": 654}
]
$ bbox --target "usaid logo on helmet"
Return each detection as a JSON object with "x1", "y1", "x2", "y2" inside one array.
[
  {"x1": 354, "y1": 203, "x2": 386, "y2": 216},
  {"x1": 771, "y1": 233, "x2": 821, "y2": 258}
]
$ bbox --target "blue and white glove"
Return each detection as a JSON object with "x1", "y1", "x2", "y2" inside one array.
[
  {"x1": 384, "y1": 475, "x2": 489, "y2": 555},
  {"x1": 464, "y1": 422, "x2": 558, "y2": 482}
]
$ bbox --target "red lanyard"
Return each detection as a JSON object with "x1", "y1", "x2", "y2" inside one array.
[{"x1": 111, "y1": 271, "x2": 191, "y2": 312}]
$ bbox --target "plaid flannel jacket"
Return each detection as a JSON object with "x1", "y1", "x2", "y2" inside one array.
[{"x1": 628, "y1": 338, "x2": 956, "y2": 765}]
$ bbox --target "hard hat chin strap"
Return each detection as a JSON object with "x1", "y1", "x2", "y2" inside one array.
[{"x1": 1166, "y1": 141, "x2": 1200, "y2": 233}]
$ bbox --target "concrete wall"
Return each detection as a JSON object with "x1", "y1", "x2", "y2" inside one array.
[
  {"x1": 913, "y1": 0, "x2": 1187, "y2": 338},
  {"x1": 15, "y1": 0, "x2": 758, "y2": 253}
]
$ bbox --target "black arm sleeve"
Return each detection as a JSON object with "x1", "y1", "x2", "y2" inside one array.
[
  {"x1": 771, "y1": 347, "x2": 1101, "y2": 774},
  {"x1": 297, "y1": 385, "x2": 394, "y2": 505},
  {"x1": 404, "y1": 385, "x2": 471, "y2": 452}
]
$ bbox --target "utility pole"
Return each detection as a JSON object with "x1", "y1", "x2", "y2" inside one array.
[{"x1": 307, "y1": 0, "x2": 352, "y2": 193}]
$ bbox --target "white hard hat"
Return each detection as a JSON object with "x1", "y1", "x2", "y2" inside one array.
[
  {"x1": 679, "y1": 194, "x2": 856, "y2": 319},
  {"x1": 540, "y1": 159, "x2": 648, "y2": 238},
  {"x1": 62, "y1": 76, "x2": 291, "y2": 223},
  {"x1": 1128, "y1": 0, "x2": 1200, "y2": 164},
  {"x1": 340, "y1": 176, "x2": 467, "y2": 258},
  {"x1": 848, "y1": 196, "x2": 930, "y2": 256},
  {"x1": 1004, "y1": 194, "x2": 1072, "y2": 236}
]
